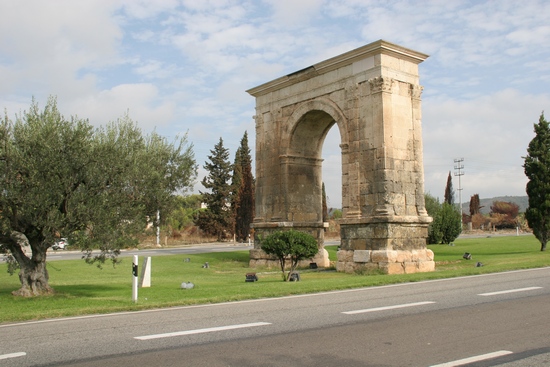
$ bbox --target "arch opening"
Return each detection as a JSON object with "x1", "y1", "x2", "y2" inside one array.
[{"x1": 283, "y1": 110, "x2": 341, "y2": 226}]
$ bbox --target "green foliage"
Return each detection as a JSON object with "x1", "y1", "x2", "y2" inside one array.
[
  {"x1": 233, "y1": 132, "x2": 255, "y2": 242},
  {"x1": 322, "y1": 183, "x2": 328, "y2": 222},
  {"x1": 425, "y1": 193, "x2": 442, "y2": 244},
  {"x1": 444, "y1": 171, "x2": 454, "y2": 205},
  {"x1": 424, "y1": 192, "x2": 441, "y2": 216},
  {"x1": 438, "y1": 203, "x2": 462, "y2": 244},
  {"x1": 261, "y1": 230, "x2": 318, "y2": 281},
  {"x1": 195, "y1": 137, "x2": 233, "y2": 241},
  {"x1": 168, "y1": 194, "x2": 203, "y2": 230},
  {"x1": 425, "y1": 193, "x2": 461, "y2": 244},
  {"x1": 330, "y1": 209, "x2": 343, "y2": 220},
  {"x1": 0, "y1": 96, "x2": 197, "y2": 295},
  {"x1": 523, "y1": 113, "x2": 550, "y2": 251}
]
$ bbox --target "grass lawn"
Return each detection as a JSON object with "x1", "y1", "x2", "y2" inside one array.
[{"x1": 1, "y1": 234, "x2": 548, "y2": 324}]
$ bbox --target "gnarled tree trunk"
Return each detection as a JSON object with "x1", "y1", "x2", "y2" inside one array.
[
  {"x1": 13, "y1": 258, "x2": 53, "y2": 297},
  {"x1": 8, "y1": 232, "x2": 54, "y2": 297}
]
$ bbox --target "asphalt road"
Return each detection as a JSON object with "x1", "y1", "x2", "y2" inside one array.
[
  {"x1": 42, "y1": 242, "x2": 255, "y2": 261},
  {"x1": 1, "y1": 267, "x2": 549, "y2": 366},
  {"x1": 39, "y1": 240, "x2": 341, "y2": 262}
]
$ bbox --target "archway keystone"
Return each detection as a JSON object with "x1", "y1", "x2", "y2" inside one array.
[{"x1": 247, "y1": 40, "x2": 435, "y2": 274}]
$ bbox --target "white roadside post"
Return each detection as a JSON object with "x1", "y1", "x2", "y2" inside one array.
[
  {"x1": 140, "y1": 256, "x2": 151, "y2": 287},
  {"x1": 132, "y1": 255, "x2": 138, "y2": 302}
]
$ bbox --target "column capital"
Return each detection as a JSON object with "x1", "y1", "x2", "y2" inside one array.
[{"x1": 368, "y1": 76, "x2": 394, "y2": 94}]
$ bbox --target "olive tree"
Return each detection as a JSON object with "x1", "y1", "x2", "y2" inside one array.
[
  {"x1": 0, "y1": 97, "x2": 197, "y2": 296},
  {"x1": 260, "y1": 230, "x2": 318, "y2": 281}
]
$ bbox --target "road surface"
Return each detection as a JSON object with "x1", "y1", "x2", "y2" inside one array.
[{"x1": 1, "y1": 267, "x2": 549, "y2": 366}]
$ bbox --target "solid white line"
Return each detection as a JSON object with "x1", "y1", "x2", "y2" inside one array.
[
  {"x1": 430, "y1": 350, "x2": 513, "y2": 366},
  {"x1": 0, "y1": 352, "x2": 26, "y2": 360},
  {"x1": 2, "y1": 268, "x2": 548, "y2": 329},
  {"x1": 478, "y1": 286, "x2": 542, "y2": 296},
  {"x1": 134, "y1": 322, "x2": 272, "y2": 340},
  {"x1": 342, "y1": 301, "x2": 435, "y2": 315}
]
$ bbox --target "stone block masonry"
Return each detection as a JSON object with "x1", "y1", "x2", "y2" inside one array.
[{"x1": 247, "y1": 40, "x2": 435, "y2": 274}]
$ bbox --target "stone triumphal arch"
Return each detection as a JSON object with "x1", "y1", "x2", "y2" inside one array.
[{"x1": 247, "y1": 40, "x2": 435, "y2": 274}]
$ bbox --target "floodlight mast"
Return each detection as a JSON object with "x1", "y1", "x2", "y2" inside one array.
[{"x1": 454, "y1": 158, "x2": 465, "y2": 224}]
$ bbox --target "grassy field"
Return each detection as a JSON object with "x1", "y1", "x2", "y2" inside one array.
[{"x1": 0, "y1": 234, "x2": 548, "y2": 324}]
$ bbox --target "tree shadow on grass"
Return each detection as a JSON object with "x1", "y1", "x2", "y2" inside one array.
[{"x1": 53, "y1": 283, "x2": 129, "y2": 298}]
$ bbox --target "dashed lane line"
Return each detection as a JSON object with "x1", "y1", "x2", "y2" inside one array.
[
  {"x1": 429, "y1": 350, "x2": 513, "y2": 367},
  {"x1": 478, "y1": 287, "x2": 542, "y2": 296},
  {"x1": 342, "y1": 301, "x2": 436, "y2": 315},
  {"x1": 0, "y1": 352, "x2": 26, "y2": 360},
  {"x1": 134, "y1": 322, "x2": 272, "y2": 340}
]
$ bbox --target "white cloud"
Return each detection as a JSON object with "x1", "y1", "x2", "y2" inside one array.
[
  {"x1": 2, "y1": 0, "x2": 550, "y2": 210},
  {"x1": 68, "y1": 83, "x2": 175, "y2": 130},
  {"x1": 263, "y1": 0, "x2": 324, "y2": 27},
  {"x1": 422, "y1": 89, "x2": 550, "y2": 200}
]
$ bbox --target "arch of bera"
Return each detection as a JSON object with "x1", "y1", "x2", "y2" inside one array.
[{"x1": 246, "y1": 40, "x2": 435, "y2": 274}]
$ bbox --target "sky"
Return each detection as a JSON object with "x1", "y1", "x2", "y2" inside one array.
[{"x1": 1, "y1": 0, "x2": 549, "y2": 210}]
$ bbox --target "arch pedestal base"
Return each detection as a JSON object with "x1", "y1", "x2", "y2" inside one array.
[
  {"x1": 338, "y1": 219, "x2": 435, "y2": 274},
  {"x1": 250, "y1": 222, "x2": 330, "y2": 268}
]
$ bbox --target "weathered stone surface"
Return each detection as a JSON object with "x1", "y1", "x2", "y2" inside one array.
[
  {"x1": 371, "y1": 250, "x2": 398, "y2": 263},
  {"x1": 379, "y1": 262, "x2": 405, "y2": 274},
  {"x1": 355, "y1": 263, "x2": 379, "y2": 274},
  {"x1": 247, "y1": 40, "x2": 434, "y2": 275},
  {"x1": 426, "y1": 249, "x2": 434, "y2": 261},
  {"x1": 344, "y1": 261, "x2": 356, "y2": 274},
  {"x1": 403, "y1": 261, "x2": 418, "y2": 274},
  {"x1": 314, "y1": 248, "x2": 331, "y2": 267},
  {"x1": 337, "y1": 250, "x2": 354, "y2": 262},
  {"x1": 418, "y1": 260, "x2": 436, "y2": 272},
  {"x1": 396, "y1": 251, "x2": 412, "y2": 263},
  {"x1": 353, "y1": 250, "x2": 371, "y2": 263}
]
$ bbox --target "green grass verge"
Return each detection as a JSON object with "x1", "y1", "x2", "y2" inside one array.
[{"x1": 1, "y1": 234, "x2": 548, "y2": 324}]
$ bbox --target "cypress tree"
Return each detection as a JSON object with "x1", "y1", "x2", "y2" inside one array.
[
  {"x1": 234, "y1": 132, "x2": 255, "y2": 242},
  {"x1": 322, "y1": 182, "x2": 328, "y2": 223},
  {"x1": 469, "y1": 194, "x2": 481, "y2": 216},
  {"x1": 230, "y1": 146, "x2": 243, "y2": 238},
  {"x1": 523, "y1": 113, "x2": 550, "y2": 251},
  {"x1": 444, "y1": 171, "x2": 454, "y2": 205}
]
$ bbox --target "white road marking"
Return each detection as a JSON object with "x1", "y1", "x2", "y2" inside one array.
[
  {"x1": 2, "y1": 268, "x2": 548, "y2": 329},
  {"x1": 134, "y1": 322, "x2": 272, "y2": 340},
  {"x1": 0, "y1": 352, "x2": 26, "y2": 360},
  {"x1": 478, "y1": 286, "x2": 542, "y2": 296},
  {"x1": 430, "y1": 350, "x2": 513, "y2": 366},
  {"x1": 342, "y1": 301, "x2": 435, "y2": 315}
]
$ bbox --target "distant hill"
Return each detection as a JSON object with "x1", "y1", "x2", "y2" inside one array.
[{"x1": 461, "y1": 196, "x2": 528, "y2": 215}]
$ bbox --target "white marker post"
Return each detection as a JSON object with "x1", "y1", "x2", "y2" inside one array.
[
  {"x1": 132, "y1": 255, "x2": 138, "y2": 302},
  {"x1": 140, "y1": 256, "x2": 151, "y2": 288}
]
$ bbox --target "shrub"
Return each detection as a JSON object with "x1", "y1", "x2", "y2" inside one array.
[
  {"x1": 428, "y1": 202, "x2": 462, "y2": 244},
  {"x1": 261, "y1": 230, "x2": 318, "y2": 281},
  {"x1": 490, "y1": 201, "x2": 519, "y2": 229},
  {"x1": 471, "y1": 213, "x2": 490, "y2": 230}
]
